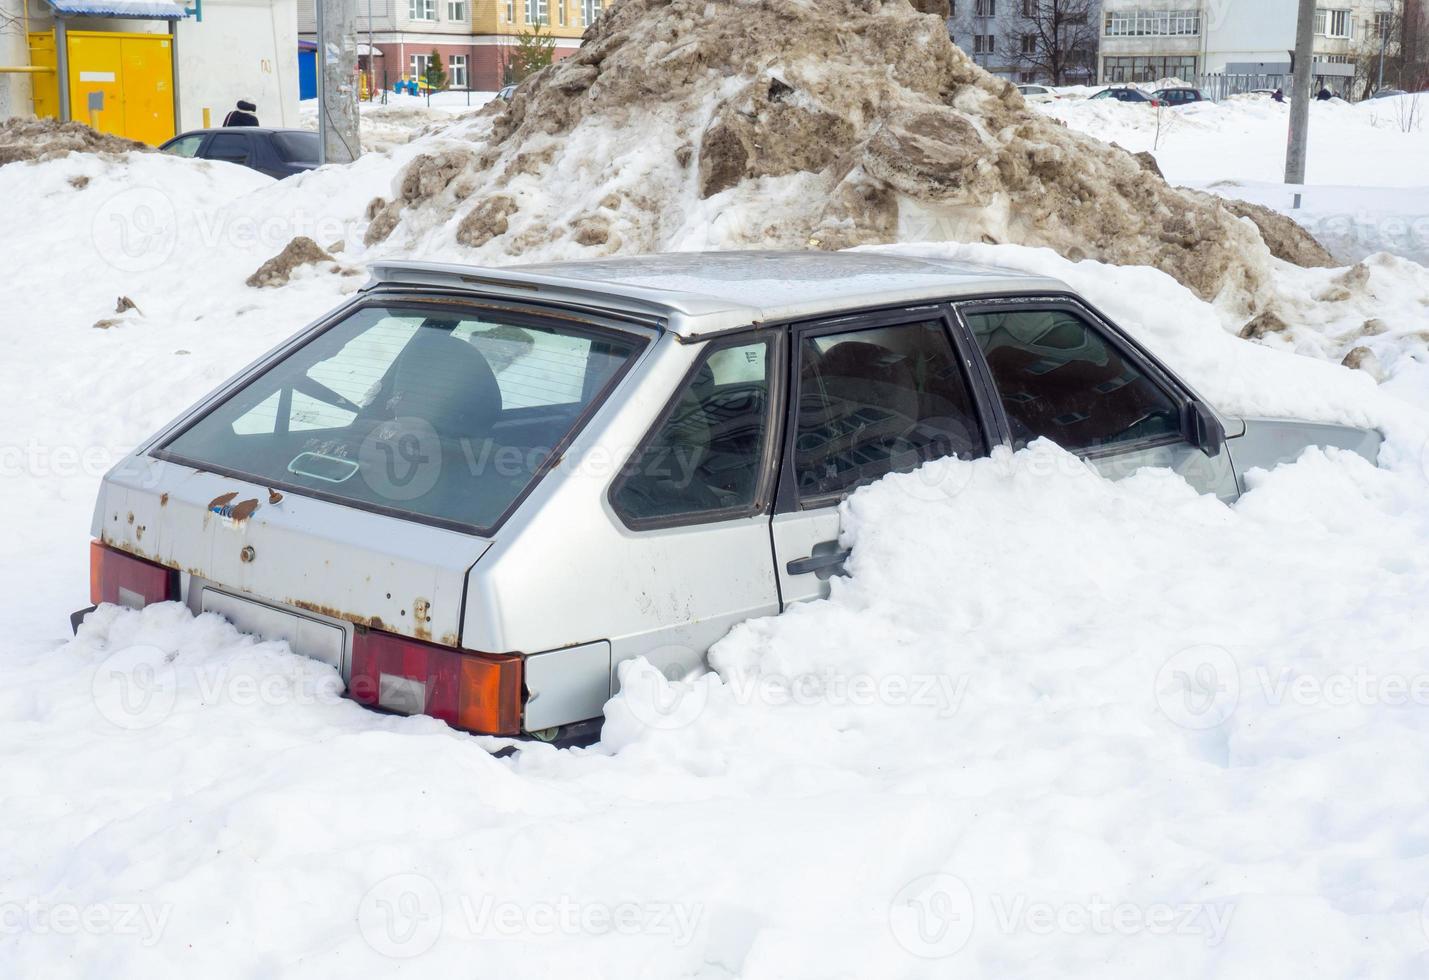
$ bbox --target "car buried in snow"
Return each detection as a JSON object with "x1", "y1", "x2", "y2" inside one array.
[{"x1": 76, "y1": 251, "x2": 1383, "y2": 743}]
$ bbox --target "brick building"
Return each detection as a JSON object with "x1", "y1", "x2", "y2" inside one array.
[{"x1": 298, "y1": 0, "x2": 600, "y2": 93}]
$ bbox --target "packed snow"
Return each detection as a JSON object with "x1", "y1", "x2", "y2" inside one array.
[{"x1": 3, "y1": 36, "x2": 1429, "y2": 980}]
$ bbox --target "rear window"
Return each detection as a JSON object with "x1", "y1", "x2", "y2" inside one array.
[
  {"x1": 159, "y1": 304, "x2": 644, "y2": 533},
  {"x1": 272, "y1": 131, "x2": 320, "y2": 163}
]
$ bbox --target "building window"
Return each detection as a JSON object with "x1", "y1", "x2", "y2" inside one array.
[
  {"x1": 558, "y1": 0, "x2": 566, "y2": 24},
  {"x1": 447, "y1": 0, "x2": 465, "y2": 19},
  {"x1": 448, "y1": 54, "x2": 467, "y2": 88},
  {"x1": 526, "y1": 0, "x2": 548, "y2": 23},
  {"x1": 1021, "y1": 0, "x2": 1034, "y2": 15},
  {"x1": 1021, "y1": 33, "x2": 1036, "y2": 54},
  {"x1": 581, "y1": 0, "x2": 601, "y2": 25},
  {"x1": 1102, "y1": 55, "x2": 1198, "y2": 83},
  {"x1": 974, "y1": 34, "x2": 996, "y2": 53},
  {"x1": 504, "y1": 0, "x2": 513, "y2": 19},
  {"x1": 410, "y1": 53, "x2": 430, "y2": 79},
  {"x1": 408, "y1": 0, "x2": 434, "y2": 19},
  {"x1": 1316, "y1": 8, "x2": 1351, "y2": 39},
  {"x1": 1103, "y1": 9, "x2": 1200, "y2": 38},
  {"x1": 975, "y1": 0, "x2": 994, "y2": 15}
]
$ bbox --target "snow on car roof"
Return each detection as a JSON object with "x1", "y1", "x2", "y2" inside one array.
[{"x1": 368, "y1": 251, "x2": 1067, "y2": 338}]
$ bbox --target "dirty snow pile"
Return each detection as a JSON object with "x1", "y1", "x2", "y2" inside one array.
[
  {"x1": 359, "y1": 0, "x2": 1315, "y2": 313},
  {"x1": 1040, "y1": 92, "x2": 1429, "y2": 268}
]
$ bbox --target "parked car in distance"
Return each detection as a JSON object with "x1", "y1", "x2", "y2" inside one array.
[
  {"x1": 1091, "y1": 86, "x2": 1160, "y2": 106},
  {"x1": 1017, "y1": 84, "x2": 1057, "y2": 104},
  {"x1": 160, "y1": 128, "x2": 321, "y2": 179},
  {"x1": 497, "y1": 84, "x2": 518, "y2": 101},
  {"x1": 1370, "y1": 88, "x2": 1409, "y2": 99},
  {"x1": 76, "y1": 252, "x2": 1384, "y2": 744},
  {"x1": 1153, "y1": 87, "x2": 1205, "y2": 105}
]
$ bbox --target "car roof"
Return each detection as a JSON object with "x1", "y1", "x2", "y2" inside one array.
[
  {"x1": 166, "y1": 128, "x2": 314, "y2": 139},
  {"x1": 367, "y1": 251, "x2": 1070, "y2": 338}
]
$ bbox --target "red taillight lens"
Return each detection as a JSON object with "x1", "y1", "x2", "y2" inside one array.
[
  {"x1": 350, "y1": 629, "x2": 523, "y2": 736},
  {"x1": 89, "y1": 540, "x2": 179, "y2": 609}
]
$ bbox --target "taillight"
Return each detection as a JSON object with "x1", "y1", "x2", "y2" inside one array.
[
  {"x1": 90, "y1": 540, "x2": 179, "y2": 609},
  {"x1": 350, "y1": 629, "x2": 524, "y2": 736}
]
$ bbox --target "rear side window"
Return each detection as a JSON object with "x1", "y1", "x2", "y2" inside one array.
[
  {"x1": 612, "y1": 337, "x2": 774, "y2": 525},
  {"x1": 272, "y1": 131, "x2": 320, "y2": 163},
  {"x1": 794, "y1": 320, "x2": 986, "y2": 501},
  {"x1": 160, "y1": 305, "x2": 643, "y2": 533},
  {"x1": 963, "y1": 307, "x2": 1182, "y2": 453}
]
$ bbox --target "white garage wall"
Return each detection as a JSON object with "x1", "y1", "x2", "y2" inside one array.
[{"x1": 174, "y1": 0, "x2": 299, "y2": 130}]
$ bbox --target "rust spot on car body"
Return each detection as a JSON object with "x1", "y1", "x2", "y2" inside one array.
[
  {"x1": 288, "y1": 598, "x2": 386, "y2": 633},
  {"x1": 229, "y1": 499, "x2": 259, "y2": 522},
  {"x1": 159, "y1": 493, "x2": 169, "y2": 507},
  {"x1": 207, "y1": 492, "x2": 238, "y2": 510}
]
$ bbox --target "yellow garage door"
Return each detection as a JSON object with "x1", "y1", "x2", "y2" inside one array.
[{"x1": 66, "y1": 31, "x2": 175, "y2": 146}]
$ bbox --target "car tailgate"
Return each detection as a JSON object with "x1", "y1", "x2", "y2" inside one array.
[{"x1": 94, "y1": 455, "x2": 488, "y2": 646}]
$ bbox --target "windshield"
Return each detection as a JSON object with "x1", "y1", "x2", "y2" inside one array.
[
  {"x1": 272, "y1": 131, "x2": 320, "y2": 163},
  {"x1": 159, "y1": 303, "x2": 644, "y2": 532}
]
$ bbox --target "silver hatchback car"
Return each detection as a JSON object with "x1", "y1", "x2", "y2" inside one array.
[{"x1": 80, "y1": 251, "x2": 1381, "y2": 741}]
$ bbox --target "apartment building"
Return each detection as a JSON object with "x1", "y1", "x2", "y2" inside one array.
[
  {"x1": 298, "y1": 0, "x2": 603, "y2": 91},
  {"x1": 947, "y1": 0, "x2": 1103, "y2": 84},
  {"x1": 1099, "y1": 0, "x2": 1399, "y2": 92}
]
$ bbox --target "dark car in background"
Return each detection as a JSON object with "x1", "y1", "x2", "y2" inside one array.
[
  {"x1": 1091, "y1": 87, "x2": 1160, "y2": 106},
  {"x1": 160, "y1": 128, "x2": 321, "y2": 179},
  {"x1": 1153, "y1": 87, "x2": 1206, "y2": 106}
]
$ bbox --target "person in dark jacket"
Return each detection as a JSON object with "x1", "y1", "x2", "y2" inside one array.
[
  {"x1": 1272, "y1": 88, "x2": 1284, "y2": 103},
  {"x1": 222, "y1": 100, "x2": 259, "y2": 126},
  {"x1": 1316, "y1": 86, "x2": 1334, "y2": 101}
]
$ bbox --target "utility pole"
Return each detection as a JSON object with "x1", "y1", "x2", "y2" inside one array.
[
  {"x1": 1284, "y1": 0, "x2": 1316, "y2": 187},
  {"x1": 316, "y1": 0, "x2": 361, "y2": 165}
]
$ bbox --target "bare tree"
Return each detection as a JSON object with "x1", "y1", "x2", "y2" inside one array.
[
  {"x1": 1002, "y1": 0, "x2": 1099, "y2": 85},
  {"x1": 1354, "y1": 0, "x2": 1429, "y2": 96}
]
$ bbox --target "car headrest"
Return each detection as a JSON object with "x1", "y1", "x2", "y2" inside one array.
[{"x1": 387, "y1": 325, "x2": 502, "y2": 437}]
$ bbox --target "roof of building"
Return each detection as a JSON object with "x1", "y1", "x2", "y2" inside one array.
[
  {"x1": 46, "y1": 0, "x2": 187, "y2": 18},
  {"x1": 368, "y1": 251, "x2": 1069, "y2": 338}
]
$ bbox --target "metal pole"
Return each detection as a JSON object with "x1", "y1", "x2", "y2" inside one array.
[
  {"x1": 367, "y1": 0, "x2": 374, "y2": 100},
  {"x1": 1284, "y1": 0, "x2": 1315, "y2": 186},
  {"x1": 318, "y1": 0, "x2": 360, "y2": 162},
  {"x1": 314, "y1": 0, "x2": 326, "y2": 164}
]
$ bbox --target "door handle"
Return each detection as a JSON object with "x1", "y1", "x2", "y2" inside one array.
[{"x1": 786, "y1": 548, "x2": 852, "y2": 579}]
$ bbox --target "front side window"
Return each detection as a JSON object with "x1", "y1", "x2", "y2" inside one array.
[
  {"x1": 160, "y1": 305, "x2": 643, "y2": 533},
  {"x1": 612, "y1": 338, "x2": 774, "y2": 525},
  {"x1": 794, "y1": 320, "x2": 986, "y2": 501},
  {"x1": 963, "y1": 307, "x2": 1182, "y2": 454},
  {"x1": 164, "y1": 134, "x2": 203, "y2": 157},
  {"x1": 206, "y1": 133, "x2": 250, "y2": 163}
]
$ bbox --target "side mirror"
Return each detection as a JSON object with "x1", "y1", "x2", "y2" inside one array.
[{"x1": 1187, "y1": 403, "x2": 1225, "y2": 456}]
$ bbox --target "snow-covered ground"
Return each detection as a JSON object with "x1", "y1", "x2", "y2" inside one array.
[
  {"x1": 1040, "y1": 93, "x2": 1429, "y2": 265},
  {"x1": 3, "y1": 80, "x2": 1429, "y2": 978}
]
